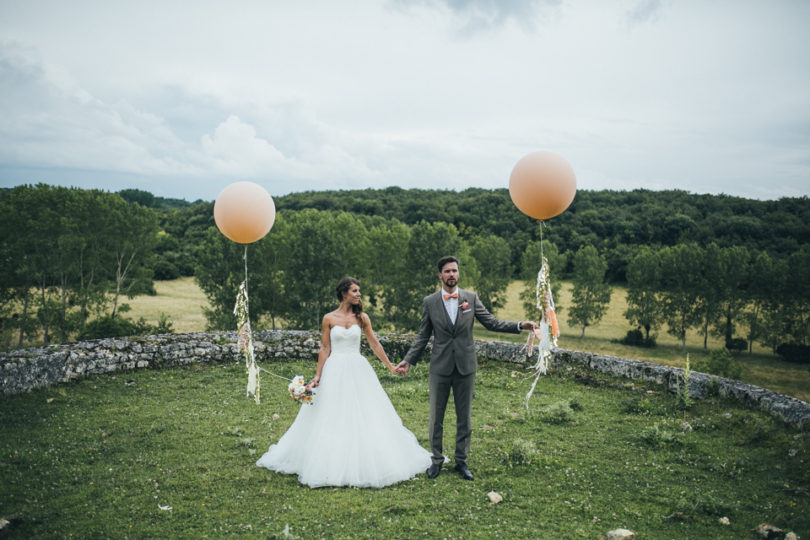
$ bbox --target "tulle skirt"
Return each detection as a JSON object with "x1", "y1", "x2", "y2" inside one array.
[{"x1": 256, "y1": 350, "x2": 431, "y2": 488}]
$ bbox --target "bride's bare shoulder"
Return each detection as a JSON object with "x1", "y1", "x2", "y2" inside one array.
[{"x1": 322, "y1": 311, "x2": 340, "y2": 328}]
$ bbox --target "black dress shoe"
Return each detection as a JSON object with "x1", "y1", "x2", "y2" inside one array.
[
  {"x1": 453, "y1": 463, "x2": 474, "y2": 481},
  {"x1": 427, "y1": 463, "x2": 442, "y2": 479}
]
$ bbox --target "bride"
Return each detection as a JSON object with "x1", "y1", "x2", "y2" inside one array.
[{"x1": 256, "y1": 276, "x2": 431, "y2": 487}]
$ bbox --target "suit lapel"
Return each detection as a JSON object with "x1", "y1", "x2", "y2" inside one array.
[
  {"x1": 433, "y1": 290, "x2": 455, "y2": 333},
  {"x1": 453, "y1": 289, "x2": 468, "y2": 330}
]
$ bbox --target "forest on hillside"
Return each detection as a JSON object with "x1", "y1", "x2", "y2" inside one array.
[
  {"x1": 276, "y1": 187, "x2": 810, "y2": 280},
  {"x1": 1, "y1": 184, "x2": 808, "y2": 361}
]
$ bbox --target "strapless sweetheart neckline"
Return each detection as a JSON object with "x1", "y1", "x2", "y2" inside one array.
[{"x1": 332, "y1": 324, "x2": 360, "y2": 332}]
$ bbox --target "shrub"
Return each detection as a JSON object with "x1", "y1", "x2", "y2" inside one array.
[
  {"x1": 542, "y1": 401, "x2": 575, "y2": 424},
  {"x1": 640, "y1": 423, "x2": 683, "y2": 447},
  {"x1": 725, "y1": 337, "x2": 747, "y2": 351},
  {"x1": 622, "y1": 396, "x2": 654, "y2": 415},
  {"x1": 154, "y1": 313, "x2": 174, "y2": 334},
  {"x1": 692, "y1": 348, "x2": 742, "y2": 380},
  {"x1": 78, "y1": 314, "x2": 174, "y2": 341},
  {"x1": 175, "y1": 253, "x2": 196, "y2": 277},
  {"x1": 620, "y1": 329, "x2": 656, "y2": 348},
  {"x1": 507, "y1": 439, "x2": 538, "y2": 466},
  {"x1": 78, "y1": 316, "x2": 139, "y2": 340},
  {"x1": 152, "y1": 259, "x2": 180, "y2": 280},
  {"x1": 776, "y1": 343, "x2": 810, "y2": 364}
]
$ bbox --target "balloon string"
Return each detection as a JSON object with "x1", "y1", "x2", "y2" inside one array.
[
  {"x1": 243, "y1": 244, "x2": 249, "y2": 303},
  {"x1": 538, "y1": 219, "x2": 545, "y2": 262},
  {"x1": 258, "y1": 365, "x2": 294, "y2": 382}
]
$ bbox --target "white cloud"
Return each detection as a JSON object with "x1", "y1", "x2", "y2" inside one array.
[
  {"x1": 0, "y1": 1, "x2": 809, "y2": 200},
  {"x1": 0, "y1": 40, "x2": 197, "y2": 176},
  {"x1": 201, "y1": 115, "x2": 290, "y2": 177},
  {"x1": 393, "y1": 0, "x2": 561, "y2": 34},
  {"x1": 626, "y1": 0, "x2": 666, "y2": 25}
]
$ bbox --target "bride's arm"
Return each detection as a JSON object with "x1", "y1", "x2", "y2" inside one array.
[
  {"x1": 361, "y1": 313, "x2": 397, "y2": 374},
  {"x1": 312, "y1": 316, "x2": 332, "y2": 387}
]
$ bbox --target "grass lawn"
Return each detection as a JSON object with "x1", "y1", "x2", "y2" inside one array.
[{"x1": 1, "y1": 358, "x2": 808, "y2": 538}]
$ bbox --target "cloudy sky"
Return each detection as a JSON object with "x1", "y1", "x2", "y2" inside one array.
[{"x1": 1, "y1": 0, "x2": 808, "y2": 201}]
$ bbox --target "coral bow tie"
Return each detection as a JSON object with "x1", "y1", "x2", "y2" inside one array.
[{"x1": 443, "y1": 293, "x2": 458, "y2": 300}]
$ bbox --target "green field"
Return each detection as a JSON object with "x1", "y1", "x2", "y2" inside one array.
[
  {"x1": 125, "y1": 277, "x2": 210, "y2": 334},
  {"x1": 127, "y1": 278, "x2": 810, "y2": 403},
  {"x1": 1, "y1": 358, "x2": 807, "y2": 538}
]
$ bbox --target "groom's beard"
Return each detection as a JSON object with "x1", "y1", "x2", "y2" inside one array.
[{"x1": 443, "y1": 278, "x2": 457, "y2": 288}]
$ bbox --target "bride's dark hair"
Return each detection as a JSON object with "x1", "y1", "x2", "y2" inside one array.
[{"x1": 336, "y1": 276, "x2": 364, "y2": 327}]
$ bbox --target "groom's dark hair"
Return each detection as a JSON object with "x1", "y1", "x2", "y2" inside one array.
[{"x1": 437, "y1": 256, "x2": 459, "y2": 272}]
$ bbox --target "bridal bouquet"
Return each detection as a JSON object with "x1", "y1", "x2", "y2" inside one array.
[{"x1": 288, "y1": 375, "x2": 314, "y2": 404}]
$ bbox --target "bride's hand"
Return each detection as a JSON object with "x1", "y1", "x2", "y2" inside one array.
[{"x1": 311, "y1": 375, "x2": 321, "y2": 387}]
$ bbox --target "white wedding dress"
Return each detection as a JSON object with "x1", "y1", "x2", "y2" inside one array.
[{"x1": 256, "y1": 324, "x2": 431, "y2": 488}]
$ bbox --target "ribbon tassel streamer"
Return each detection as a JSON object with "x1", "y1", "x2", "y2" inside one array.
[{"x1": 525, "y1": 253, "x2": 560, "y2": 411}]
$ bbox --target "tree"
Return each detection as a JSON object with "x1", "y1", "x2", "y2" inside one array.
[
  {"x1": 757, "y1": 255, "x2": 790, "y2": 353},
  {"x1": 104, "y1": 195, "x2": 159, "y2": 317},
  {"x1": 117, "y1": 188, "x2": 156, "y2": 208},
  {"x1": 158, "y1": 201, "x2": 216, "y2": 277},
  {"x1": 694, "y1": 243, "x2": 727, "y2": 351},
  {"x1": 742, "y1": 251, "x2": 776, "y2": 353},
  {"x1": 712, "y1": 245, "x2": 751, "y2": 348},
  {"x1": 624, "y1": 246, "x2": 663, "y2": 342},
  {"x1": 359, "y1": 217, "x2": 411, "y2": 329},
  {"x1": 195, "y1": 225, "x2": 287, "y2": 331},
  {"x1": 17, "y1": 185, "x2": 64, "y2": 345},
  {"x1": 386, "y1": 221, "x2": 464, "y2": 332},
  {"x1": 567, "y1": 245, "x2": 611, "y2": 337},
  {"x1": 0, "y1": 185, "x2": 144, "y2": 346},
  {"x1": 659, "y1": 243, "x2": 703, "y2": 349},
  {"x1": 469, "y1": 235, "x2": 512, "y2": 311},
  {"x1": 0, "y1": 186, "x2": 35, "y2": 347},
  {"x1": 0, "y1": 190, "x2": 23, "y2": 348},
  {"x1": 783, "y1": 246, "x2": 810, "y2": 345},
  {"x1": 273, "y1": 210, "x2": 370, "y2": 329}
]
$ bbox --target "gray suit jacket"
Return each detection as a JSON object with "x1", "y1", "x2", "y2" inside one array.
[{"x1": 402, "y1": 288, "x2": 521, "y2": 376}]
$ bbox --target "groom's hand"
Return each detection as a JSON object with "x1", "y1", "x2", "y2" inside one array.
[
  {"x1": 395, "y1": 360, "x2": 410, "y2": 376},
  {"x1": 520, "y1": 320, "x2": 538, "y2": 331}
]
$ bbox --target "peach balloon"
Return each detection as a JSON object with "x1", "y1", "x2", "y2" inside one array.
[
  {"x1": 509, "y1": 151, "x2": 577, "y2": 220},
  {"x1": 214, "y1": 182, "x2": 276, "y2": 244}
]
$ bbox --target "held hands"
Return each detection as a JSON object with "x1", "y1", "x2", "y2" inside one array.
[
  {"x1": 311, "y1": 374, "x2": 321, "y2": 388},
  {"x1": 394, "y1": 360, "x2": 410, "y2": 376}
]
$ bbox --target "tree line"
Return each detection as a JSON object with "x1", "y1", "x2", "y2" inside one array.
[
  {"x1": 2, "y1": 184, "x2": 808, "y2": 362},
  {"x1": 0, "y1": 185, "x2": 159, "y2": 347},
  {"x1": 623, "y1": 243, "x2": 810, "y2": 356},
  {"x1": 117, "y1": 186, "x2": 810, "y2": 284},
  {"x1": 274, "y1": 187, "x2": 810, "y2": 281}
]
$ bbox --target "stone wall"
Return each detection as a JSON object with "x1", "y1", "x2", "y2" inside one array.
[
  {"x1": 553, "y1": 349, "x2": 810, "y2": 430},
  {"x1": 2, "y1": 331, "x2": 808, "y2": 430}
]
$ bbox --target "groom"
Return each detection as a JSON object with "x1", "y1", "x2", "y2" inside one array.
[{"x1": 396, "y1": 256, "x2": 537, "y2": 480}]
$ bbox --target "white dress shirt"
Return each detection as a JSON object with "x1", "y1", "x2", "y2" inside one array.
[{"x1": 442, "y1": 287, "x2": 459, "y2": 324}]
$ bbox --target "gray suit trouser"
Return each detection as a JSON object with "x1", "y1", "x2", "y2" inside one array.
[{"x1": 429, "y1": 366, "x2": 475, "y2": 466}]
